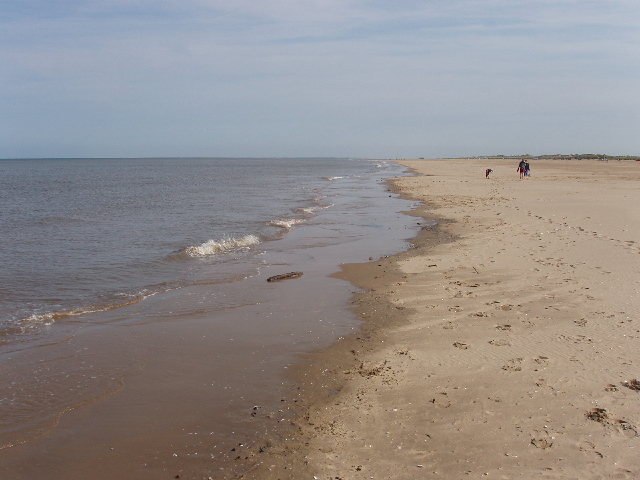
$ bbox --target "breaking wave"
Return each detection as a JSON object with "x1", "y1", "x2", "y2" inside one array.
[
  {"x1": 183, "y1": 234, "x2": 261, "y2": 257},
  {"x1": 267, "y1": 218, "x2": 305, "y2": 229}
]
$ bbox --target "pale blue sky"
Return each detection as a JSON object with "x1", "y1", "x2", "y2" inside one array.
[{"x1": 1, "y1": 0, "x2": 638, "y2": 158}]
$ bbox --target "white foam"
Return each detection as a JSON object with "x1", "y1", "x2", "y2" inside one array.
[
  {"x1": 22, "y1": 312, "x2": 57, "y2": 326},
  {"x1": 20, "y1": 291, "x2": 155, "y2": 328},
  {"x1": 297, "y1": 206, "x2": 320, "y2": 215},
  {"x1": 267, "y1": 218, "x2": 305, "y2": 229},
  {"x1": 22, "y1": 307, "x2": 96, "y2": 329},
  {"x1": 184, "y1": 234, "x2": 261, "y2": 257}
]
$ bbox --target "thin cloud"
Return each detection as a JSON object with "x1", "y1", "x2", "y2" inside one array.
[{"x1": 1, "y1": 0, "x2": 638, "y2": 158}]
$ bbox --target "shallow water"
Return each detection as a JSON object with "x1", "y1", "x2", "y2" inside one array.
[
  {"x1": 0, "y1": 158, "x2": 419, "y2": 478},
  {"x1": 1, "y1": 158, "x2": 376, "y2": 333}
]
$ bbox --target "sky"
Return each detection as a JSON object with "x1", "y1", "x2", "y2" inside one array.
[{"x1": 1, "y1": 0, "x2": 639, "y2": 158}]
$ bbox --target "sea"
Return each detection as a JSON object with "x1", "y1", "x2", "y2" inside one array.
[{"x1": 0, "y1": 157, "x2": 420, "y2": 478}]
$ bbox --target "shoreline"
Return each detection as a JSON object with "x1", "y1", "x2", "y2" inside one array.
[
  {"x1": 240, "y1": 158, "x2": 640, "y2": 479},
  {"x1": 0, "y1": 160, "x2": 417, "y2": 480}
]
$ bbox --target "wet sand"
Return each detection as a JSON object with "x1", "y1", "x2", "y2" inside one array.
[
  {"x1": 0, "y1": 169, "x2": 416, "y2": 480},
  {"x1": 241, "y1": 158, "x2": 640, "y2": 479}
]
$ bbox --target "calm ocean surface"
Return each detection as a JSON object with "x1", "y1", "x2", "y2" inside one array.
[
  {"x1": 0, "y1": 157, "x2": 420, "y2": 472},
  {"x1": 0, "y1": 157, "x2": 410, "y2": 342}
]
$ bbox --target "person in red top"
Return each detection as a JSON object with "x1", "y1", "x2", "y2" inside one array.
[
  {"x1": 485, "y1": 168, "x2": 493, "y2": 178},
  {"x1": 517, "y1": 160, "x2": 527, "y2": 179}
]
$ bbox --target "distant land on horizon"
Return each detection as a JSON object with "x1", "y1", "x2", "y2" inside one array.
[
  {"x1": 466, "y1": 154, "x2": 639, "y2": 161},
  {"x1": 2, "y1": 154, "x2": 639, "y2": 161}
]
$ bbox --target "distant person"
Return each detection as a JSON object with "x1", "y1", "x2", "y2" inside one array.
[
  {"x1": 524, "y1": 161, "x2": 530, "y2": 177},
  {"x1": 517, "y1": 160, "x2": 527, "y2": 179},
  {"x1": 485, "y1": 168, "x2": 493, "y2": 178}
]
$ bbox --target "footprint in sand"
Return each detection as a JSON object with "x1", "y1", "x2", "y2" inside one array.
[
  {"x1": 558, "y1": 334, "x2": 593, "y2": 344},
  {"x1": 429, "y1": 397, "x2": 452, "y2": 409},
  {"x1": 533, "y1": 356, "x2": 550, "y2": 366},
  {"x1": 579, "y1": 441, "x2": 604, "y2": 458},
  {"x1": 621, "y1": 379, "x2": 640, "y2": 391},
  {"x1": 531, "y1": 437, "x2": 553, "y2": 449},
  {"x1": 586, "y1": 408, "x2": 640, "y2": 437},
  {"x1": 502, "y1": 358, "x2": 523, "y2": 372},
  {"x1": 613, "y1": 420, "x2": 640, "y2": 437},
  {"x1": 586, "y1": 407, "x2": 609, "y2": 423}
]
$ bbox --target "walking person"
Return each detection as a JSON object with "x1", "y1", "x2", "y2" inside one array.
[
  {"x1": 485, "y1": 168, "x2": 493, "y2": 179},
  {"x1": 517, "y1": 160, "x2": 527, "y2": 179}
]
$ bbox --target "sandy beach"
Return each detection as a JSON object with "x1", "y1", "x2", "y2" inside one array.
[{"x1": 240, "y1": 158, "x2": 640, "y2": 479}]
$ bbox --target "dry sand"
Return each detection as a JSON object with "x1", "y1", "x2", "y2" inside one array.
[{"x1": 239, "y1": 158, "x2": 640, "y2": 480}]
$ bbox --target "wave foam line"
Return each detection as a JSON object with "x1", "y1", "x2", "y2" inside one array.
[
  {"x1": 184, "y1": 234, "x2": 260, "y2": 257},
  {"x1": 267, "y1": 218, "x2": 305, "y2": 229},
  {"x1": 20, "y1": 293, "x2": 152, "y2": 329},
  {"x1": 296, "y1": 206, "x2": 322, "y2": 215}
]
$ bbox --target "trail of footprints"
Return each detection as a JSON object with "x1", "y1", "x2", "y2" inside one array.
[{"x1": 524, "y1": 210, "x2": 640, "y2": 255}]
